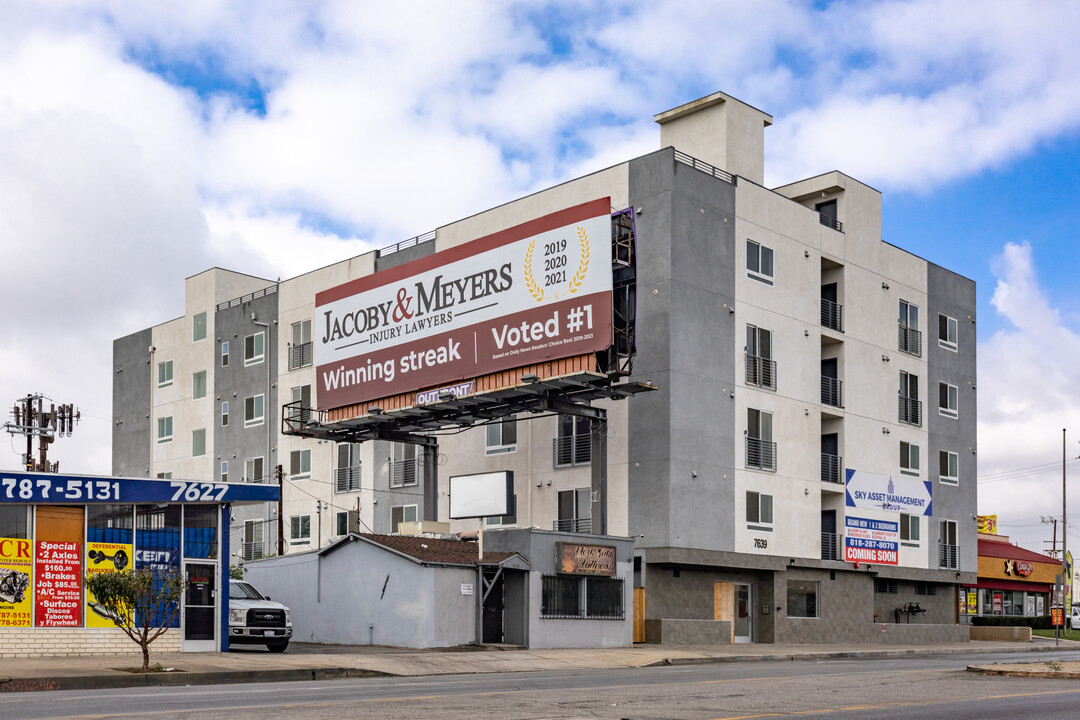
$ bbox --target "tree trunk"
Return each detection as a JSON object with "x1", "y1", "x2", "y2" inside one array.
[{"x1": 141, "y1": 640, "x2": 150, "y2": 672}]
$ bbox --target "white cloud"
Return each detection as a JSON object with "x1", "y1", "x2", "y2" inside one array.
[{"x1": 977, "y1": 242, "x2": 1080, "y2": 549}]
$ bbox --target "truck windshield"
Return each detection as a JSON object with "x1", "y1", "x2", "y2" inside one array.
[{"x1": 230, "y1": 582, "x2": 266, "y2": 600}]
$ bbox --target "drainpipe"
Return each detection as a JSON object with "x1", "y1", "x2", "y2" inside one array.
[
  {"x1": 252, "y1": 314, "x2": 273, "y2": 554},
  {"x1": 148, "y1": 344, "x2": 156, "y2": 476}
]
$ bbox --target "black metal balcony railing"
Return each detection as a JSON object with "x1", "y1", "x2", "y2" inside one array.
[
  {"x1": 288, "y1": 342, "x2": 313, "y2": 370},
  {"x1": 821, "y1": 375, "x2": 842, "y2": 407},
  {"x1": 821, "y1": 453, "x2": 842, "y2": 484},
  {"x1": 745, "y1": 437, "x2": 777, "y2": 472},
  {"x1": 821, "y1": 532, "x2": 839, "y2": 560},
  {"x1": 553, "y1": 517, "x2": 592, "y2": 533},
  {"x1": 285, "y1": 404, "x2": 312, "y2": 424},
  {"x1": 938, "y1": 543, "x2": 959, "y2": 570},
  {"x1": 389, "y1": 457, "x2": 419, "y2": 487},
  {"x1": 821, "y1": 297, "x2": 843, "y2": 332},
  {"x1": 899, "y1": 396, "x2": 923, "y2": 426},
  {"x1": 898, "y1": 324, "x2": 922, "y2": 356},
  {"x1": 334, "y1": 467, "x2": 361, "y2": 493},
  {"x1": 241, "y1": 542, "x2": 265, "y2": 562},
  {"x1": 745, "y1": 354, "x2": 777, "y2": 390},
  {"x1": 553, "y1": 434, "x2": 591, "y2": 467},
  {"x1": 818, "y1": 213, "x2": 843, "y2": 232}
]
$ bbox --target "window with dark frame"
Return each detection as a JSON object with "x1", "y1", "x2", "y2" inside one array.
[{"x1": 540, "y1": 575, "x2": 624, "y2": 619}]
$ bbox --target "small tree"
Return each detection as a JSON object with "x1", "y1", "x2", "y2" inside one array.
[{"x1": 84, "y1": 567, "x2": 186, "y2": 671}]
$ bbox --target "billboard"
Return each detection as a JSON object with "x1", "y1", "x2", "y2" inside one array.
[
  {"x1": 315, "y1": 199, "x2": 614, "y2": 407},
  {"x1": 448, "y1": 471, "x2": 515, "y2": 520}
]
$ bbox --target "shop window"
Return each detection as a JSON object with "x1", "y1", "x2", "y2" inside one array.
[
  {"x1": 86, "y1": 504, "x2": 134, "y2": 545},
  {"x1": 0, "y1": 504, "x2": 31, "y2": 538},
  {"x1": 183, "y1": 505, "x2": 218, "y2": 559},
  {"x1": 787, "y1": 580, "x2": 819, "y2": 618},
  {"x1": 540, "y1": 575, "x2": 624, "y2": 619}
]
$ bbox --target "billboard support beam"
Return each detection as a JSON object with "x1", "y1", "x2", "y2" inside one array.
[
  {"x1": 590, "y1": 409, "x2": 608, "y2": 536},
  {"x1": 423, "y1": 444, "x2": 438, "y2": 522}
]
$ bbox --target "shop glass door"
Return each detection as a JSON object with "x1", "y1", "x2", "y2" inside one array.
[
  {"x1": 183, "y1": 562, "x2": 217, "y2": 651},
  {"x1": 734, "y1": 583, "x2": 753, "y2": 643}
]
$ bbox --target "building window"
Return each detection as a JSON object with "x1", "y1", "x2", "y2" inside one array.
[
  {"x1": 540, "y1": 575, "x2": 624, "y2": 619},
  {"x1": 289, "y1": 320, "x2": 313, "y2": 370},
  {"x1": 875, "y1": 579, "x2": 898, "y2": 594},
  {"x1": 486, "y1": 416, "x2": 517, "y2": 455},
  {"x1": 939, "y1": 450, "x2": 958, "y2": 485},
  {"x1": 156, "y1": 472, "x2": 172, "y2": 479},
  {"x1": 786, "y1": 580, "x2": 819, "y2": 618},
  {"x1": 335, "y1": 442, "x2": 362, "y2": 492},
  {"x1": 390, "y1": 443, "x2": 420, "y2": 487},
  {"x1": 244, "y1": 457, "x2": 264, "y2": 484},
  {"x1": 898, "y1": 300, "x2": 921, "y2": 356},
  {"x1": 220, "y1": 461, "x2": 228, "y2": 483},
  {"x1": 290, "y1": 448, "x2": 311, "y2": 481},
  {"x1": 192, "y1": 370, "x2": 207, "y2": 399},
  {"x1": 221, "y1": 401, "x2": 229, "y2": 427},
  {"x1": 746, "y1": 491, "x2": 773, "y2": 531},
  {"x1": 290, "y1": 515, "x2": 311, "y2": 545},
  {"x1": 244, "y1": 332, "x2": 265, "y2": 366},
  {"x1": 157, "y1": 416, "x2": 173, "y2": 443},
  {"x1": 746, "y1": 239, "x2": 774, "y2": 284},
  {"x1": 746, "y1": 408, "x2": 775, "y2": 471},
  {"x1": 244, "y1": 394, "x2": 265, "y2": 428},
  {"x1": 938, "y1": 382, "x2": 958, "y2": 418},
  {"x1": 900, "y1": 514, "x2": 920, "y2": 546},
  {"x1": 939, "y1": 519, "x2": 958, "y2": 569},
  {"x1": 485, "y1": 494, "x2": 517, "y2": 527},
  {"x1": 157, "y1": 360, "x2": 173, "y2": 388},
  {"x1": 555, "y1": 488, "x2": 592, "y2": 533},
  {"x1": 554, "y1": 414, "x2": 591, "y2": 467},
  {"x1": 899, "y1": 371, "x2": 921, "y2": 425},
  {"x1": 288, "y1": 385, "x2": 311, "y2": 424},
  {"x1": 242, "y1": 520, "x2": 264, "y2": 560},
  {"x1": 745, "y1": 325, "x2": 776, "y2": 390},
  {"x1": 336, "y1": 511, "x2": 349, "y2": 536},
  {"x1": 916, "y1": 583, "x2": 937, "y2": 596},
  {"x1": 193, "y1": 312, "x2": 207, "y2": 342},
  {"x1": 391, "y1": 504, "x2": 417, "y2": 534},
  {"x1": 900, "y1": 441, "x2": 920, "y2": 476},
  {"x1": 939, "y1": 314, "x2": 958, "y2": 351},
  {"x1": 192, "y1": 428, "x2": 206, "y2": 457},
  {"x1": 221, "y1": 341, "x2": 230, "y2": 367}
]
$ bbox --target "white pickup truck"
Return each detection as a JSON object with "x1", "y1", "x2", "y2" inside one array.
[{"x1": 228, "y1": 579, "x2": 292, "y2": 652}]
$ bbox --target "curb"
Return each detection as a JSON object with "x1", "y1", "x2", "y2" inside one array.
[
  {"x1": 0, "y1": 667, "x2": 392, "y2": 694},
  {"x1": 967, "y1": 665, "x2": 1080, "y2": 680}
]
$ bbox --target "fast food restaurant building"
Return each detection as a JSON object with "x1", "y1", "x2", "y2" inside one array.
[
  {"x1": 0, "y1": 471, "x2": 277, "y2": 657},
  {"x1": 963, "y1": 533, "x2": 1061, "y2": 620},
  {"x1": 113, "y1": 89, "x2": 977, "y2": 646}
]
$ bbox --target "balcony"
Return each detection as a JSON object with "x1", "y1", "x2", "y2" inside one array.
[
  {"x1": 745, "y1": 437, "x2": 777, "y2": 472},
  {"x1": 818, "y1": 213, "x2": 843, "y2": 232},
  {"x1": 389, "y1": 457, "x2": 419, "y2": 487},
  {"x1": 553, "y1": 517, "x2": 592, "y2": 533},
  {"x1": 821, "y1": 453, "x2": 842, "y2": 484},
  {"x1": 745, "y1": 354, "x2": 777, "y2": 391},
  {"x1": 240, "y1": 542, "x2": 265, "y2": 562},
  {"x1": 899, "y1": 396, "x2": 923, "y2": 426},
  {"x1": 898, "y1": 324, "x2": 922, "y2": 356},
  {"x1": 285, "y1": 404, "x2": 312, "y2": 424},
  {"x1": 821, "y1": 298, "x2": 843, "y2": 332},
  {"x1": 288, "y1": 342, "x2": 313, "y2": 370},
  {"x1": 553, "y1": 434, "x2": 591, "y2": 468},
  {"x1": 821, "y1": 376, "x2": 842, "y2": 408},
  {"x1": 334, "y1": 467, "x2": 361, "y2": 493},
  {"x1": 938, "y1": 543, "x2": 959, "y2": 570},
  {"x1": 821, "y1": 532, "x2": 839, "y2": 560}
]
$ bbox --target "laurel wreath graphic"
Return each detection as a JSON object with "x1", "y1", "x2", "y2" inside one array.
[{"x1": 523, "y1": 226, "x2": 590, "y2": 302}]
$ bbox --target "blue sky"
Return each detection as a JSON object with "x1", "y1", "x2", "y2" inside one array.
[{"x1": 2, "y1": 0, "x2": 1079, "y2": 553}]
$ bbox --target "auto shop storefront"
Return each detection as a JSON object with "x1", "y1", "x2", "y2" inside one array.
[{"x1": 0, "y1": 470, "x2": 278, "y2": 657}]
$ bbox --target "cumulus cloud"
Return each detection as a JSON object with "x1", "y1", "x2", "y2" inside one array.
[{"x1": 977, "y1": 242, "x2": 1080, "y2": 548}]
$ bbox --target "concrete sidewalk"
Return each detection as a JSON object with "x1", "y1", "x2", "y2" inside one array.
[{"x1": 2, "y1": 637, "x2": 1079, "y2": 693}]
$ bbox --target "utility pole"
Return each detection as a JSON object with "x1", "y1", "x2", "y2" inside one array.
[
  {"x1": 1043, "y1": 516, "x2": 1060, "y2": 558},
  {"x1": 276, "y1": 464, "x2": 285, "y2": 556},
  {"x1": 3, "y1": 394, "x2": 79, "y2": 472}
]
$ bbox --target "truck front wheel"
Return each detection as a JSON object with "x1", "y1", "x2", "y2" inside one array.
[{"x1": 267, "y1": 640, "x2": 289, "y2": 653}]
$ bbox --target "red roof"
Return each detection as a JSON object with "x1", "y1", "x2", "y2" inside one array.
[{"x1": 978, "y1": 537, "x2": 1060, "y2": 565}]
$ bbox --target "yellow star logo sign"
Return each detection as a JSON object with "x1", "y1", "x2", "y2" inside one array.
[{"x1": 1004, "y1": 559, "x2": 1015, "y2": 575}]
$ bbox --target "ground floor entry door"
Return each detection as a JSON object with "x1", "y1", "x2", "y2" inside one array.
[
  {"x1": 182, "y1": 561, "x2": 217, "y2": 652},
  {"x1": 734, "y1": 583, "x2": 753, "y2": 643}
]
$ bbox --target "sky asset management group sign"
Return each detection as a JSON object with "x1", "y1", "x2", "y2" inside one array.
[{"x1": 315, "y1": 198, "x2": 614, "y2": 407}]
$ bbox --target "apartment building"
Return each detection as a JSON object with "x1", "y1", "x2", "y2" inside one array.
[{"x1": 113, "y1": 90, "x2": 976, "y2": 644}]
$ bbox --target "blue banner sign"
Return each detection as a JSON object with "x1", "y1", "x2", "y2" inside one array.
[{"x1": 0, "y1": 472, "x2": 279, "y2": 504}]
